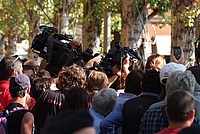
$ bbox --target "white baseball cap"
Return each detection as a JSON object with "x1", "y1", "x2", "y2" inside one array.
[{"x1": 160, "y1": 62, "x2": 186, "y2": 84}]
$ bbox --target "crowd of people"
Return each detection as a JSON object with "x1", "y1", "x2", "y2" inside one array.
[{"x1": 0, "y1": 46, "x2": 200, "y2": 134}]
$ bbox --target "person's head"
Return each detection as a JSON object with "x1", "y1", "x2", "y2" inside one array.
[
  {"x1": 125, "y1": 69, "x2": 144, "y2": 95},
  {"x1": 61, "y1": 86, "x2": 90, "y2": 111},
  {"x1": 24, "y1": 59, "x2": 39, "y2": 73},
  {"x1": 166, "y1": 71, "x2": 196, "y2": 98},
  {"x1": 9, "y1": 74, "x2": 31, "y2": 99},
  {"x1": 166, "y1": 90, "x2": 195, "y2": 125},
  {"x1": 141, "y1": 70, "x2": 162, "y2": 94},
  {"x1": 41, "y1": 110, "x2": 95, "y2": 134},
  {"x1": 92, "y1": 88, "x2": 117, "y2": 117},
  {"x1": 145, "y1": 54, "x2": 166, "y2": 72},
  {"x1": 12, "y1": 58, "x2": 23, "y2": 74},
  {"x1": 23, "y1": 65, "x2": 35, "y2": 78},
  {"x1": 30, "y1": 77, "x2": 53, "y2": 101},
  {"x1": 57, "y1": 64, "x2": 87, "y2": 90},
  {"x1": 36, "y1": 69, "x2": 51, "y2": 78},
  {"x1": 87, "y1": 71, "x2": 109, "y2": 92},
  {"x1": 160, "y1": 62, "x2": 186, "y2": 85},
  {"x1": 0, "y1": 56, "x2": 16, "y2": 80}
]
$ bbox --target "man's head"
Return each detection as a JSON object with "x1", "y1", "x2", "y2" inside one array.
[
  {"x1": 9, "y1": 74, "x2": 31, "y2": 98},
  {"x1": 0, "y1": 56, "x2": 23, "y2": 81},
  {"x1": 160, "y1": 62, "x2": 186, "y2": 85},
  {"x1": 165, "y1": 71, "x2": 196, "y2": 97},
  {"x1": 141, "y1": 70, "x2": 162, "y2": 94},
  {"x1": 41, "y1": 110, "x2": 95, "y2": 134},
  {"x1": 92, "y1": 88, "x2": 117, "y2": 117},
  {"x1": 125, "y1": 69, "x2": 144, "y2": 95},
  {"x1": 30, "y1": 77, "x2": 53, "y2": 101},
  {"x1": 166, "y1": 90, "x2": 195, "y2": 124},
  {"x1": 0, "y1": 56, "x2": 15, "y2": 80}
]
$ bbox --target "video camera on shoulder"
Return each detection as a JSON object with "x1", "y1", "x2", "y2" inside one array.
[{"x1": 31, "y1": 26, "x2": 82, "y2": 75}]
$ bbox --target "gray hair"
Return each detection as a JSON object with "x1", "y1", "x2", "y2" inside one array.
[
  {"x1": 92, "y1": 88, "x2": 117, "y2": 117},
  {"x1": 166, "y1": 70, "x2": 196, "y2": 97}
]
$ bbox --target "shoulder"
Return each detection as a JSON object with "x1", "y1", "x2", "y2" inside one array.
[{"x1": 22, "y1": 111, "x2": 34, "y2": 124}]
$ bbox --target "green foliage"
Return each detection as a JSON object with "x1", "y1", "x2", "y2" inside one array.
[
  {"x1": 111, "y1": 13, "x2": 121, "y2": 32},
  {"x1": 179, "y1": 6, "x2": 200, "y2": 27},
  {"x1": 149, "y1": 0, "x2": 171, "y2": 16}
]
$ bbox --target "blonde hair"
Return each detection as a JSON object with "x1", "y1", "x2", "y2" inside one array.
[{"x1": 87, "y1": 71, "x2": 109, "y2": 91}]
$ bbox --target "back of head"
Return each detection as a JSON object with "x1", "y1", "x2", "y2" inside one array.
[
  {"x1": 30, "y1": 77, "x2": 52, "y2": 100},
  {"x1": 160, "y1": 62, "x2": 186, "y2": 85},
  {"x1": 0, "y1": 56, "x2": 15, "y2": 80},
  {"x1": 41, "y1": 110, "x2": 94, "y2": 134},
  {"x1": 145, "y1": 54, "x2": 166, "y2": 72},
  {"x1": 23, "y1": 65, "x2": 35, "y2": 77},
  {"x1": 125, "y1": 69, "x2": 144, "y2": 95},
  {"x1": 166, "y1": 71, "x2": 195, "y2": 97},
  {"x1": 167, "y1": 90, "x2": 195, "y2": 122},
  {"x1": 57, "y1": 64, "x2": 87, "y2": 90},
  {"x1": 61, "y1": 86, "x2": 90, "y2": 111},
  {"x1": 36, "y1": 69, "x2": 51, "y2": 78},
  {"x1": 142, "y1": 70, "x2": 161, "y2": 94},
  {"x1": 9, "y1": 74, "x2": 30, "y2": 98},
  {"x1": 92, "y1": 88, "x2": 117, "y2": 116},
  {"x1": 87, "y1": 71, "x2": 109, "y2": 92}
]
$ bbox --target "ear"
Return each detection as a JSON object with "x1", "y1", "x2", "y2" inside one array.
[
  {"x1": 188, "y1": 109, "x2": 195, "y2": 120},
  {"x1": 10, "y1": 70, "x2": 17, "y2": 77},
  {"x1": 165, "y1": 106, "x2": 169, "y2": 118}
]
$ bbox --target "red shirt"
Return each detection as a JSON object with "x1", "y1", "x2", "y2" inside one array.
[
  {"x1": 0, "y1": 80, "x2": 12, "y2": 111},
  {"x1": 157, "y1": 128, "x2": 181, "y2": 134}
]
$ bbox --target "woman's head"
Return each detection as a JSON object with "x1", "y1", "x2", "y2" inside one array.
[
  {"x1": 145, "y1": 54, "x2": 166, "y2": 72},
  {"x1": 87, "y1": 71, "x2": 109, "y2": 92}
]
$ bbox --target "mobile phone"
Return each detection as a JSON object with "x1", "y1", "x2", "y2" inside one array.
[{"x1": 173, "y1": 46, "x2": 181, "y2": 60}]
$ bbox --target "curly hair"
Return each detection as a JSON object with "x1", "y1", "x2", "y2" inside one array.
[{"x1": 57, "y1": 64, "x2": 87, "y2": 90}]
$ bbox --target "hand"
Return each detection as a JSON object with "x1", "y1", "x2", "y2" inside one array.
[
  {"x1": 84, "y1": 55, "x2": 102, "y2": 68},
  {"x1": 172, "y1": 46, "x2": 185, "y2": 64},
  {"x1": 123, "y1": 54, "x2": 130, "y2": 69}
]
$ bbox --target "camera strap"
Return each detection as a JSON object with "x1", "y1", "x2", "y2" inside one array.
[{"x1": 47, "y1": 35, "x2": 54, "y2": 64}]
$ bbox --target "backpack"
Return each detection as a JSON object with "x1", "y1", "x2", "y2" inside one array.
[{"x1": 0, "y1": 107, "x2": 25, "y2": 134}]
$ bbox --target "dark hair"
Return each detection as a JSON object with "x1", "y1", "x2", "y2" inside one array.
[
  {"x1": 61, "y1": 86, "x2": 89, "y2": 111},
  {"x1": 23, "y1": 65, "x2": 35, "y2": 73},
  {"x1": 57, "y1": 64, "x2": 87, "y2": 90},
  {"x1": 30, "y1": 77, "x2": 52, "y2": 100},
  {"x1": 125, "y1": 69, "x2": 144, "y2": 95},
  {"x1": 9, "y1": 86, "x2": 27, "y2": 98},
  {"x1": 36, "y1": 69, "x2": 51, "y2": 78},
  {"x1": 0, "y1": 56, "x2": 15, "y2": 80},
  {"x1": 167, "y1": 90, "x2": 195, "y2": 122},
  {"x1": 142, "y1": 70, "x2": 162, "y2": 94}
]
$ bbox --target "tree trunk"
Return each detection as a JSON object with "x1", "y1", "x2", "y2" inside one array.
[
  {"x1": 121, "y1": 0, "x2": 144, "y2": 48},
  {"x1": 104, "y1": 12, "x2": 111, "y2": 52},
  {"x1": 60, "y1": 0, "x2": 69, "y2": 34},
  {"x1": 171, "y1": 0, "x2": 197, "y2": 67},
  {"x1": 27, "y1": 10, "x2": 39, "y2": 58},
  {"x1": 82, "y1": 0, "x2": 102, "y2": 53},
  {"x1": 5, "y1": 30, "x2": 16, "y2": 56}
]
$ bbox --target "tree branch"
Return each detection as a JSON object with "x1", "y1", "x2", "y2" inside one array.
[
  {"x1": 35, "y1": 0, "x2": 55, "y2": 26},
  {"x1": 20, "y1": 0, "x2": 32, "y2": 21}
]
